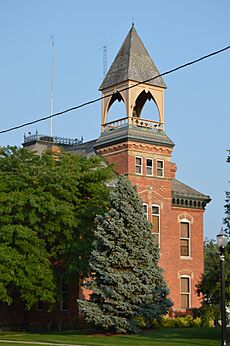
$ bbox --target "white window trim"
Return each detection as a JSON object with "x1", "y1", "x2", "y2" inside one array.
[
  {"x1": 156, "y1": 159, "x2": 164, "y2": 178},
  {"x1": 143, "y1": 203, "x2": 148, "y2": 221},
  {"x1": 60, "y1": 276, "x2": 69, "y2": 312},
  {"x1": 135, "y1": 156, "x2": 143, "y2": 175},
  {"x1": 152, "y1": 204, "x2": 160, "y2": 246},
  {"x1": 146, "y1": 158, "x2": 153, "y2": 176},
  {"x1": 180, "y1": 275, "x2": 191, "y2": 309},
  {"x1": 180, "y1": 219, "x2": 191, "y2": 259}
]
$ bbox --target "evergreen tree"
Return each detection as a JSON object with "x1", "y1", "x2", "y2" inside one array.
[
  {"x1": 196, "y1": 239, "x2": 230, "y2": 323},
  {"x1": 78, "y1": 175, "x2": 172, "y2": 333}
]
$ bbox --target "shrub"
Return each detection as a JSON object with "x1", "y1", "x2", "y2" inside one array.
[
  {"x1": 192, "y1": 317, "x2": 202, "y2": 327},
  {"x1": 161, "y1": 317, "x2": 176, "y2": 328},
  {"x1": 154, "y1": 316, "x2": 203, "y2": 328},
  {"x1": 174, "y1": 316, "x2": 192, "y2": 328},
  {"x1": 132, "y1": 316, "x2": 147, "y2": 329}
]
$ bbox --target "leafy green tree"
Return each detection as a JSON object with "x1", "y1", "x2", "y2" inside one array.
[
  {"x1": 197, "y1": 152, "x2": 230, "y2": 324},
  {"x1": 78, "y1": 175, "x2": 172, "y2": 333},
  {"x1": 0, "y1": 146, "x2": 113, "y2": 308},
  {"x1": 196, "y1": 239, "x2": 230, "y2": 324},
  {"x1": 0, "y1": 225, "x2": 55, "y2": 309}
]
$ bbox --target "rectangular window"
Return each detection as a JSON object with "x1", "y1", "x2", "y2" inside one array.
[
  {"x1": 146, "y1": 158, "x2": 153, "y2": 176},
  {"x1": 36, "y1": 300, "x2": 44, "y2": 311},
  {"x1": 60, "y1": 277, "x2": 69, "y2": 311},
  {"x1": 156, "y1": 160, "x2": 164, "y2": 177},
  {"x1": 143, "y1": 203, "x2": 148, "y2": 220},
  {"x1": 180, "y1": 222, "x2": 190, "y2": 257},
  {"x1": 135, "y1": 157, "x2": 142, "y2": 175},
  {"x1": 181, "y1": 277, "x2": 191, "y2": 308},
  {"x1": 152, "y1": 205, "x2": 160, "y2": 244}
]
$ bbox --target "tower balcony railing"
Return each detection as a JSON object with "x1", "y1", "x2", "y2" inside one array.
[{"x1": 102, "y1": 116, "x2": 163, "y2": 133}]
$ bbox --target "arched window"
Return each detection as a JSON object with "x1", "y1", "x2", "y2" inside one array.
[
  {"x1": 143, "y1": 203, "x2": 148, "y2": 221},
  {"x1": 60, "y1": 276, "x2": 69, "y2": 311},
  {"x1": 152, "y1": 205, "x2": 160, "y2": 245},
  {"x1": 180, "y1": 219, "x2": 191, "y2": 258},
  {"x1": 180, "y1": 275, "x2": 191, "y2": 309}
]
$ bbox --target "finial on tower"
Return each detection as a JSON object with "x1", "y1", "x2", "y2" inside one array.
[{"x1": 131, "y1": 17, "x2": 135, "y2": 27}]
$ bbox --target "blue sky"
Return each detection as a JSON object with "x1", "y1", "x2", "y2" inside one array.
[{"x1": 0, "y1": 0, "x2": 229, "y2": 239}]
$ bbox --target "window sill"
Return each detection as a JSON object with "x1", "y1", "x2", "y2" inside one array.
[{"x1": 180, "y1": 256, "x2": 193, "y2": 260}]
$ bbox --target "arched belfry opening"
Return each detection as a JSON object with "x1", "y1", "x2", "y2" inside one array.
[
  {"x1": 133, "y1": 90, "x2": 160, "y2": 122},
  {"x1": 106, "y1": 92, "x2": 126, "y2": 123}
]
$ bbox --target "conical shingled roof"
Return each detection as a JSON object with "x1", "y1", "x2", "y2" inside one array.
[{"x1": 99, "y1": 25, "x2": 166, "y2": 90}]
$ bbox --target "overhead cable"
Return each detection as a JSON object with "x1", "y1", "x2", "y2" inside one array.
[{"x1": 0, "y1": 44, "x2": 229, "y2": 135}]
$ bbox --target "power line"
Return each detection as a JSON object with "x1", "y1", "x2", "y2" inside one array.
[{"x1": 0, "y1": 44, "x2": 230, "y2": 135}]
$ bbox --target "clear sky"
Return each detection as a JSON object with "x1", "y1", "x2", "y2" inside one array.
[{"x1": 0, "y1": 0, "x2": 229, "y2": 240}]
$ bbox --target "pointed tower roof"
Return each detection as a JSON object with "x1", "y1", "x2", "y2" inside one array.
[{"x1": 99, "y1": 24, "x2": 166, "y2": 90}]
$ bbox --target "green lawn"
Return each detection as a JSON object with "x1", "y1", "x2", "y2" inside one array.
[{"x1": 0, "y1": 328, "x2": 229, "y2": 346}]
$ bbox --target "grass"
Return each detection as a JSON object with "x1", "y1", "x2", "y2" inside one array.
[{"x1": 0, "y1": 328, "x2": 229, "y2": 346}]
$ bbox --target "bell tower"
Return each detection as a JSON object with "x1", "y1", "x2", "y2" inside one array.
[
  {"x1": 94, "y1": 24, "x2": 175, "y2": 180},
  {"x1": 99, "y1": 24, "x2": 166, "y2": 133},
  {"x1": 94, "y1": 26, "x2": 210, "y2": 312}
]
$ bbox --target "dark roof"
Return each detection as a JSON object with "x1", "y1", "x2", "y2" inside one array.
[
  {"x1": 65, "y1": 139, "x2": 96, "y2": 156},
  {"x1": 94, "y1": 125, "x2": 174, "y2": 150},
  {"x1": 99, "y1": 25, "x2": 166, "y2": 90},
  {"x1": 172, "y1": 179, "x2": 210, "y2": 201}
]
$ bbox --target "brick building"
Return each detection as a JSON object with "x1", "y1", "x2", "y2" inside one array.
[
  {"x1": 94, "y1": 24, "x2": 210, "y2": 312},
  {"x1": 1, "y1": 25, "x2": 210, "y2": 328}
]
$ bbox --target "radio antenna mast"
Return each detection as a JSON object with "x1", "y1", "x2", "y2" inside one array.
[
  {"x1": 103, "y1": 45, "x2": 107, "y2": 77},
  {"x1": 50, "y1": 35, "x2": 54, "y2": 138}
]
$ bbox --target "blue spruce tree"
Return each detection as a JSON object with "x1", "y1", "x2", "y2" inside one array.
[{"x1": 78, "y1": 175, "x2": 172, "y2": 333}]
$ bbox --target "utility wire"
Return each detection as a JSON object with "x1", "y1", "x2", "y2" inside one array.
[{"x1": 0, "y1": 44, "x2": 230, "y2": 135}]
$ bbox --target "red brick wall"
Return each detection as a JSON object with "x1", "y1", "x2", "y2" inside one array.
[
  {"x1": 0, "y1": 282, "x2": 80, "y2": 328},
  {"x1": 98, "y1": 140, "x2": 204, "y2": 311},
  {"x1": 25, "y1": 281, "x2": 80, "y2": 328},
  {"x1": 161, "y1": 207, "x2": 204, "y2": 309}
]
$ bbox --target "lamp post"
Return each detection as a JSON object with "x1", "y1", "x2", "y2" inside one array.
[{"x1": 216, "y1": 228, "x2": 228, "y2": 346}]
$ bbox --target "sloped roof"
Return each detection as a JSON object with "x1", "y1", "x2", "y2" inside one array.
[
  {"x1": 94, "y1": 126, "x2": 174, "y2": 150},
  {"x1": 172, "y1": 179, "x2": 210, "y2": 200},
  {"x1": 99, "y1": 24, "x2": 166, "y2": 90},
  {"x1": 65, "y1": 139, "x2": 96, "y2": 156}
]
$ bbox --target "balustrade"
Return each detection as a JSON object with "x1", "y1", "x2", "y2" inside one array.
[
  {"x1": 23, "y1": 132, "x2": 83, "y2": 146},
  {"x1": 102, "y1": 116, "x2": 163, "y2": 133}
]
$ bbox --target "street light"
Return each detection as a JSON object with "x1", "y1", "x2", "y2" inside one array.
[{"x1": 216, "y1": 227, "x2": 228, "y2": 346}]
